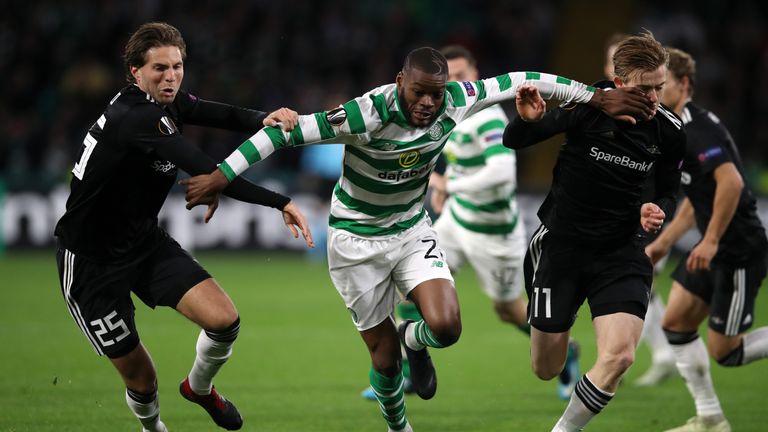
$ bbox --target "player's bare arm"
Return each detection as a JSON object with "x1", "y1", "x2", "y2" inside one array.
[{"x1": 687, "y1": 162, "x2": 743, "y2": 272}]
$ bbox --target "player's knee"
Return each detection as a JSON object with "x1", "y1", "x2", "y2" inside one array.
[
  {"x1": 429, "y1": 318, "x2": 462, "y2": 347},
  {"x1": 531, "y1": 361, "x2": 560, "y2": 381},
  {"x1": 204, "y1": 310, "x2": 240, "y2": 334},
  {"x1": 493, "y1": 303, "x2": 519, "y2": 325},
  {"x1": 204, "y1": 316, "x2": 240, "y2": 343},
  {"x1": 713, "y1": 341, "x2": 744, "y2": 367},
  {"x1": 599, "y1": 348, "x2": 635, "y2": 375}
]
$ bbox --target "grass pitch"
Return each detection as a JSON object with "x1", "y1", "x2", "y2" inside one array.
[{"x1": 1, "y1": 251, "x2": 766, "y2": 431}]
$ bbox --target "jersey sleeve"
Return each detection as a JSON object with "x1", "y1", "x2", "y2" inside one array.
[
  {"x1": 445, "y1": 72, "x2": 596, "y2": 122},
  {"x1": 653, "y1": 109, "x2": 687, "y2": 219},
  {"x1": 503, "y1": 105, "x2": 581, "y2": 149},
  {"x1": 121, "y1": 105, "x2": 290, "y2": 209},
  {"x1": 175, "y1": 90, "x2": 268, "y2": 133},
  {"x1": 687, "y1": 118, "x2": 733, "y2": 176},
  {"x1": 217, "y1": 89, "x2": 387, "y2": 182}
]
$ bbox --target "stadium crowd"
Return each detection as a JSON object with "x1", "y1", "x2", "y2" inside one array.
[{"x1": 1, "y1": 0, "x2": 766, "y2": 193}]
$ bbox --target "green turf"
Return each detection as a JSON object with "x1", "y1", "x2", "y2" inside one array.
[{"x1": 1, "y1": 250, "x2": 766, "y2": 431}]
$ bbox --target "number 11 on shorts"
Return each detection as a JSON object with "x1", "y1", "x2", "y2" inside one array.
[{"x1": 532, "y1": 287, "x2": 551, "y2": 318}]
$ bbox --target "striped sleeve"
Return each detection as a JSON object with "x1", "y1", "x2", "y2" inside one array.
[
  {"x1": 453, "y1": 72, "x2": 596, "y2": 120},
  {"x1": 219, "y1": 91, "x2": 387, "y2": 181}
]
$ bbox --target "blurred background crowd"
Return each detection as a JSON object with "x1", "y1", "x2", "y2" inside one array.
[{"x1": 2, "y1": 0, "x2": 767, "y2": 195}]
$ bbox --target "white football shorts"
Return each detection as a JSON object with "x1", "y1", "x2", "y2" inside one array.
[{"x1": 327, "y1": 217, "x2": 454, "y2": 331}]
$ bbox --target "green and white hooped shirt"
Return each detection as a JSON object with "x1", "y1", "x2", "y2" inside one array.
[{"x1": 219, "y1": 72, "x2": 595, "y2": 237}]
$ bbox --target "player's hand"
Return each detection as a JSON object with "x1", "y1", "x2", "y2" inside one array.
[
  {"x1": 282, "y1": 201, "x2": 315, "y2": 248},
  {"x1": 180, "y1": 169, "x2": 230, "y2": 213},
  {"x1": 640, "y1": 202, "x2": 665, "y2": 233},
  {"x1": 516, "y1": 85, "x2": 546, "y2": 122},
  {"x1": 686, "y1": 239, "x2": 718, "y2": 272},
  {"x1": 591, "y1": 87, "x2": 654, "y2": 124},
  {"x1": 264, "y1": 107, "x2": 299, "y2": 131},
  {"x1": 644, "y1": 240, "x2": 671, "y2": 267}
]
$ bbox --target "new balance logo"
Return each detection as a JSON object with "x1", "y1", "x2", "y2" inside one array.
[{"x1": 743, "y1": 313, "x2": 753, "y2": 326}]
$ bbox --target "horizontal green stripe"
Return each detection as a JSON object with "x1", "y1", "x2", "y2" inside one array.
[
  {"x1": 450, "y1": 154, "x2": 484, "y2": 167},
  {"x1": 329, "y1": 209, "x2": 426, "y2": 236},
  {"x1": 367, "y1": 117, "x2": 456, "y2": 151},
  {"x1": 263, "y1": 127, "x2": 288, "y2": 150},
  {"x1": 454, "y1": 195, "x2": 511, "y2": 212},
  {"x1": 289, "y1": 123, "x2": 305, "y2": 145},
  {"x1": 239, "y1": 139, "x2": 261, "y2": 164},
  {"x1": 450, "y1": 206, "x2": 518, "y2": 234},
  {"x1": 315, "y1": 112, "x2": 336, "y2": 140},
  {"x1": 556, "y1": 76, "x2": 572, "y2": 85},
  {"x1": 344, "y1": 100, "x2": 366, "y2": 134},
  {"x1": 484, "y1": 144, "x2": 512, "y2": 156},
  {"x1": 449, "y1": 132, "x2": 473, "y2": 144},
  {"x1": 475, "y1": 79, "x2": 486, "y2": 101},
  {"x1": 446, "y1": 81, "x2": 466, "y2": 107},
  {"x1": 525, "y1": 71, "x2": 541, "y2": 80},
  {"x1": 477, "y1": 119, "x2": 506, "y2": 135},
  {"x1": 345, "y1": 142, "x2": 444, "y2": 171},
  {"x1": 219, "y1": 162, "x2": 236, "y2": 182},
  {"x1": 334, "y1": 183, "x2": 425, "y2": 218},
  {"x1": 370, "y1": 93, "x2": 391, "y2": 124},
  {"x1": 343, "y1": 165, "x2": 429, "y2": 194},
  {"x1": 495, "y1": 74, "x2": 512, "y2": 92}
]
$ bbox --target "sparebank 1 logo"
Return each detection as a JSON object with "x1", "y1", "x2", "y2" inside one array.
[{"x1": 398, "y1": 150, "x2": 421, "y2": 168}]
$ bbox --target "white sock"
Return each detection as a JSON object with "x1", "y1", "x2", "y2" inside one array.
[
  {"x1": 670, "y1": 337, "x2": 723, "y2": 417},
  {"x1": 743, "y1": 326, "x2": 768, "y2": 364},
  {"x1": 188, "y1": 320, "x2": 239, "y2": 395},
  {"x1": 553, "y1": 374, "x2": 614, "y2": 431},
  {"x1": 642, "y1": 295, "x2": 674, "y2": 364},
  {"x1": 125, "y1": 388, "x2": 165, "y2": 432},
  {"x1": 404, "y1": 322, "x2": 425, "y2": 351}
]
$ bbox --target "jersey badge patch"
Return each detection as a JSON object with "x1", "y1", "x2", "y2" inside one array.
[
  {"x1": 158, "y1": 116, "x2": 179, "y2": 135},
  {"x1": 427, "y1": 122, "x2": 444, "y2": 141},
  {"x1": 326, "y1": 107, "x2": 347, "y2": 127},
  {"x1": 698, "y1": 147, "x2": 723, "y2": 162},
  {"x1": 461, "y1": 81, "x2": 476, "y2": 96}
]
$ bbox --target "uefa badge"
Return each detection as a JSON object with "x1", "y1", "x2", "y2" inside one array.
[{"x1": 427, "y1": 122, "x2": 444, "y2": 141}]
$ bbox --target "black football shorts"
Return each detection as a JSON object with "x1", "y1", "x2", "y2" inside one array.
[
  {"x1": 672, "y1": 250, "x2": 766, "y2": 336},
  {"x1": 55, "y1": 236, "x2": 210, "y2": 358},
  {"x1": 524, "y1": 225, "x2": 653, "y2": 333}
]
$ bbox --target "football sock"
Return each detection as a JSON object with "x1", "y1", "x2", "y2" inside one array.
[
  {"x1": 553, "y1": 374, "x2": 614, "y2": 431},
  {"x1": 642, "y1": 294, "x2": 674, "y2": 364},
  {"x1": 396, "y1": 302, "x2": 422, "y2": 378},
  {"x1": 370, "y1": 367, "x2": 410, "y2": 431},
  {"x1": 188, "y1": 317, "x2": 240, "y2": 395},
  {"x1": 406, "y1": 320, "x2": 445, "y2": 350},
  {"x1": 125, "y1": 387, "x2": 164, "y2": 432},
  {"x1": 743, "y1": 326, "x2": 768, "y2": 364},
  {"x1": 666, "y1": 331, "x2": 724, "y2": 417}
]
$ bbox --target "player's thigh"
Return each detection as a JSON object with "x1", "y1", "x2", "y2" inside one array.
[
  {"x1": 132, "y1": 235, "x2": 211, "y2": 308},
  {"x1": 593, "y1": 312, "x2": 644, "y2": 356},
  {"x1": 586, "y1": 239, "x2": 653, "y2": 323},
  {"x1": 432, "y1": 213, "x2": 466, "y2": 271},
  {"x1": 662, "y1": 281, "x2": 710, "y2": 331},
  {"x1": 327, "y1": 227, "x2": 399, "y2": 331},
  {"x1": 176, "y1": 278, "x2": 238, "y2": 331},
  {"x1": 392, "y1": 220, "x2": 455, "y2": 313},
  {"x1": 56, "y1": 248, "x2": 140, "y2": 359},
  {"x1": 525, "y1": 226, "x2": 583, "y2": 333}
]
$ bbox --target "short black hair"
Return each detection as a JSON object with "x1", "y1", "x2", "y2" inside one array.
[
  {"x1": 440, "y1": 45, "x2": 476, "y2": 68},
  {"x1": 403, "y1": 47, "x2": 448, "y2": 76}
]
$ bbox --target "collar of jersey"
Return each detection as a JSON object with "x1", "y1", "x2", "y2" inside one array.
[{"x1": 391, "y1": 86, "x2": 448, "y2": 131}]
